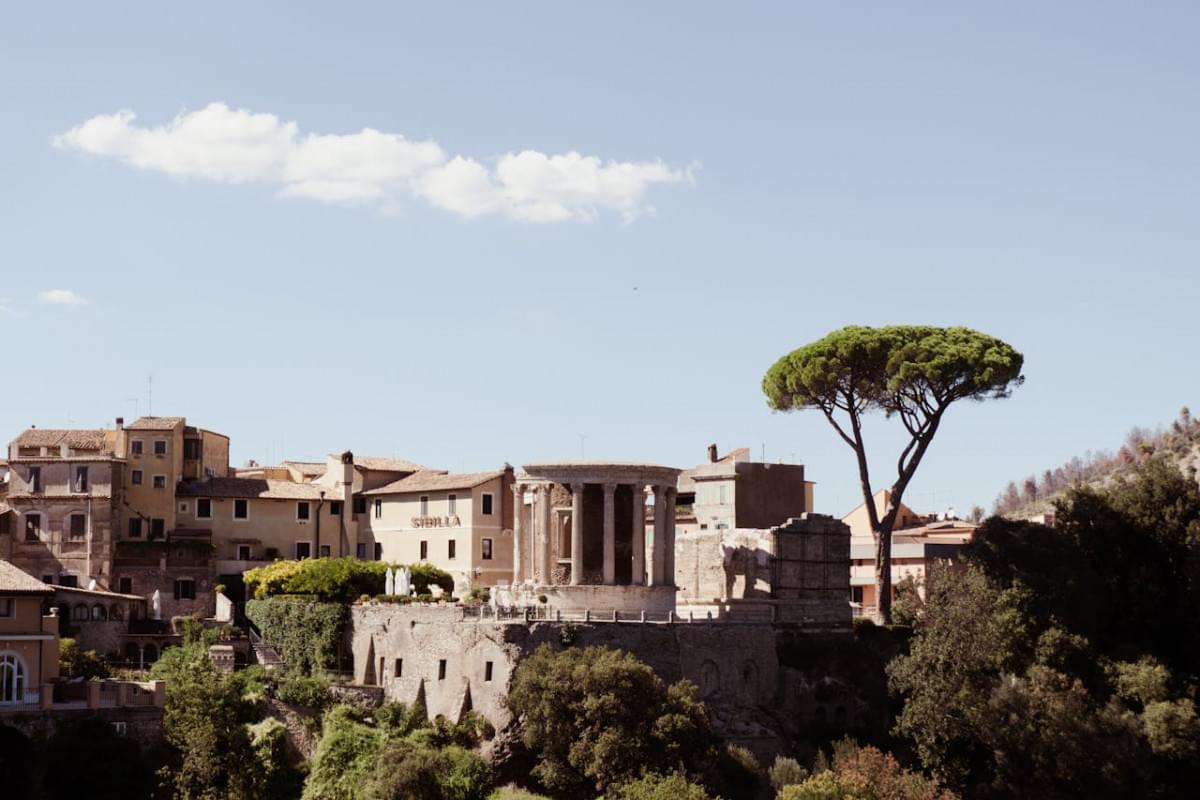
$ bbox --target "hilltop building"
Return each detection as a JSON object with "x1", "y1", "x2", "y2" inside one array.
[
  {"x1": 675, "y1": 445, "x2": 814, "y2": 535},
  {"x1": 842, "y1": 489, "x2": 978, "y2": 617}
]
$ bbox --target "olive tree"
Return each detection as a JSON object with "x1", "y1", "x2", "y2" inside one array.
[{"x1": 763, "y1": 325, "x2": 1023, "y2": 623}]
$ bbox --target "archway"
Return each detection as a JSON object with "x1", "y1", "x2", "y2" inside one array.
[
  {"x1": 0, "y1": 653, "x2": 27, "y2": 704},
  {"x1": 143, "y1": 644, "x2": 158, "y2": 664},
  {"x1": 123, "y1": 643, "x2": 140, "y2": 666}
]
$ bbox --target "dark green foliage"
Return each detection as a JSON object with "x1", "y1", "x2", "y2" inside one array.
[
  {"x1": 762, "y1": 325, "x2": 1024, "y2": 624},
  {"x1": 507, "y1": 644, "x2": 721, "y2": 796},
  {"x1": 245, "y1": 557, "x2": 453, "y2": 602},
  {"x1": 42, "y1": 718, "x2": 160, "y2": 799},
  {"x1": 58, "y1": 637, "x2": 112, "y2": 679},
  {"x1": 275, "y1": 674, "x2": 333, "y2": 710},
  {"x1": 303, "y1": 702, "x2": 492, "y2": 800},
  {"x1": 890, "y1": 459, "x2": 1200, "y2": 798},
  {"x1": 245, "y1": 597, "x2": 346, "y2": 675}
]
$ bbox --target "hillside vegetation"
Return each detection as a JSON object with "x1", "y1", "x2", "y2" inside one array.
[{"x1": 993, "y1": 406, "x2": 1200, "y2": 517}]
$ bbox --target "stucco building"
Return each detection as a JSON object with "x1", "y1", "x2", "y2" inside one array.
[{"x1": 676, "y1": 445, "x2": 815, "y2": 536}]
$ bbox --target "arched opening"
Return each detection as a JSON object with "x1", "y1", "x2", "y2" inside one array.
[
  {"x1": 123, "y1": 643, "x2": 141, "y2": 666},
  {"x1": 0, "y1": 653, "x2": 27, "y2": 704},
  {"x1": 72, "y1": 603, "x2": 89, "y2": 621},
  {"x1": 699, "y1": 659, "x2": 721, "y2": 699},
  {"x1": 143, "y1": 644, "x2": 158, "y2": 664},
  {"x1": 91, "y1": 604, "x2": 107, "y2": 621}
]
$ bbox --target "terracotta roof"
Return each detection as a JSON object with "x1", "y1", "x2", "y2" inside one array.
[
  {"x1": 365, "y1": 469, "x2": 505, "y2": 495},
  {"x1": 284, "y1": 461, "x2": 328, "y2": 477},
  {"x1": 178, "y1": 477, "x2": 328, "y2": 500},
  {"x1": 125, "y1": 416, "x2": 185, "y2": 430},
  {"x1": 12, "y1": 428, "x2": 111, "y2": 451},
  {"x1": 0, "y1": 560, "x2": 53, "y2": 594},
  {"x1": 347, "y1": 456, "x2": 431, "y2": 473}
]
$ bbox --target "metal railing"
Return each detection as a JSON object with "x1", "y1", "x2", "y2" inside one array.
[{"x1": 0, "y1": 689, "x2": 41, "y2": 710}]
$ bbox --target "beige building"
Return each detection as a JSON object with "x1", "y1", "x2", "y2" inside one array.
[
  {"x1": 0, "y1": 559, "x2": 58, "y2": 707},
  {"x1": 676, "y1": 445, "x2": 815, "y2": 536},
  {"x1": 1, "y1": 428, "x2": 123, "y2": 588},
  {"x1": 842, "y1": 489, "x2": 977, "y2": 616},
  {"x1": 362, "y1": 468, "x2": 514, "y2": 589}
]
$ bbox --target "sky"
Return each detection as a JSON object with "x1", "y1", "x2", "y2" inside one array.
[{"x1": 2, "y1": 2, "x2": 1198, "y2": 516}]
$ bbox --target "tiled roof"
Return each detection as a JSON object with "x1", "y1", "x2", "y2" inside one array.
[
  {"x1": 284, "y1": 461, "x2": 328, "y2": 477},
  {"x1": 364, "y1": 469, "x2": 505, "y2": 495},
  {"x1": 0, "y1": 560, "x2": 53, "y2": 594},
  {"x1": 12, "y1": 428, "x2": 111, "y2": 451},
  {"x1": 178, "y1": 477, "x2": 328, "y2": 500},
  {"x1": 341, "y1": 455, "x2": 431, "y2": 473},
  {"x1": 125, "y1": 416, "x2": 185, "y2": 431}
]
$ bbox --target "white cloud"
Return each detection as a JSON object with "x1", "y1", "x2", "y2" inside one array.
[
  {"x1": 56, "y1": 103, "x2": 694, "y2": 222},
  {"x1": 38, "y1": 289, "x2": 89, "y2": 306}
]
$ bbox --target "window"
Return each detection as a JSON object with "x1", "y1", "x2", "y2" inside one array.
[
  {"x1": 850, "y1": 586, "x2": 864, "y2": 604},
  {"x1": 234, "y1": 499, "x2": 248, "y2": 520},
  {"x1": 419, "y1": 496, "x2": 429, "y2": 516},
  {"x1": 374, "y1": 543, "x2": 383, "y2": 561},
  {"x1": 0, "y1": 598, "x2": 13, "y2": 618},
  {"x1": 153, "y1": 440, "x2": 167, "y2": 456},
  {"x1": 438, "y1": 659, "x2": 447, "y2": 680},
  {"x1": 481, "y1": 493, "x2": 494, "y2": 515},
  {"x1": 74, "y1": 466, "x2": 89, "y2": 492},
  {"x1": 128, "y1": 518, "x2": 143, "y2": 538},
  {"x1": 374, "y1": 499, "x2": 382, "y2": 519},
  {"x1": 481, "y1": 538, "x2": 493, "y2": 560},
  {"x1": 718, "y1": 484, "x2": 728, "y2": 505},
  {"x1": 448, "y1": 494, "x2": 457, "y2": 514},
  {"x1": 295, "y1": 542, "x2": 311, "y2": 559},
  {"x1": 447, "y1": 539, "x2": 457, "y2": 560},
  {"x1": 356, "y1": 543, "x2": 366, "y2": 559},
  {"x1": 24, "y1": 514, "x2": 41, "y2": 542},
  {"x1": 237, "y1": 545, "x2": 251, "y2": 561},
  {"x1": 29, "y1": 466, "x2": 41, "y2": 493},
  {"x1": 91, "y1": 604, "x2": 107, "y2": 620},
  {"x1": 178, "y1": 502, "x2": 189, "y2": 514},
  {"x1": 353, "y1": 496, "x2": 367, "y2": 515},
  {"x1": 485, "y1": 661, "x2": 494, "y2": 682},
  {"x1": 173, "y1": 579, "x2": 196, "y2": 600},
  {"x1": 152, "y1": 475, "x2": 166, "y2": 489},
  {"x1": 419, "y1": 540, "x2": 428, "y2": 560},
  {"x1": 59, "y1": 575, "x2": 78, "y2": 588},
  {"x1": 183, "y1": 439, "x2": 200, "y2": 459},
  {"x1": 150, "y1": 519, "x2": 165, "y2": 540},
  {"x1": 130, "y1": 440, "x2": 143, "y2": 456},
  {"x1": 196, "y1": 498, "x2": 212, "y2": 519},
  {"x1": 42, "y1": 575, "x2": 54, "y2": 585},
  {"x1": 319, "y1": 545, "x2": 331, "y2": 558},
  {"x1": 329, "y1": 501, "x2": 342, "y2": 516},
  {"x1": 111, "y1": 721, "x2": 127, "y2": 737},
  {"x1": 131, "y1": 470, "x2": 143, "y2": 485},
  {"x1": 0, "y1": 653, "x2": 26, "y2": 703},
  {"x1": 69, "y1": 514, "x2": 86, "y2": 540},
  {"x1": 118, "y1": 577, "x2": 133, "y2": 595},
  {"x1": 394, "y1": 658, "x2": 403, "y2": 678},
  {"x1": 297, "y1": 502, "x2": 310, "y2": 521}
]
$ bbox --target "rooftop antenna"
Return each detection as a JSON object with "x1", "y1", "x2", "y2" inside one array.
[
  {"x1": 761, "y1": 443, "x2": 766, "y2": 462},
  {"x1": 147, "y1": 374, "x2": 153, "y2": 417},
  {"x1": 578, "y1": 434, "x2": 589, "y2": 459}
]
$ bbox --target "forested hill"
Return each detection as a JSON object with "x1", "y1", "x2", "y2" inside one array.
[{"x1": 993, "y1": 406, "x2": 1200, "y2": 518}]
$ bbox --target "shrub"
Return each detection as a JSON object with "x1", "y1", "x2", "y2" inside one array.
[
  {"x1": 246, "y1": 598, "x2": 345, "y2": 675},
  {"x1": 610, "y1": 772, "x2": 713, "y2": 800},
  {"x1": 245, "y1": 557, "x2": 453, "y2": 603},
  {"x1": 769, "y1": 756, "x2": 809, "y2": 791},
  {"x1": 275, "y1": 674, "x2": 332, "y2": 710},
  {"x1": 59, "y1": 638, "x2": 111, "y2": 679}
]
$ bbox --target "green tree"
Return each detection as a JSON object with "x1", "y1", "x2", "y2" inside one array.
[
  {"x1": 58, "y1": 637, "x2": 112, "y2": 679},
  {"x1": 609, "y1": 772, "x2": 713, "y2": 800},
  {"x1": 507, "y1": 645, "x2": 719, "y2": 796},
  {"x1": 781, "y1": 738, "x2": 954, "y2": 799},
  {"x1": 763, "y1": 325, "x2": 1024, "y2": 622}
]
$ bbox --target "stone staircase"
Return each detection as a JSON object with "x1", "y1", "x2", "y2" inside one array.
[{"x1": 248, "y1": 628, "x2": 285, "y2": 669}]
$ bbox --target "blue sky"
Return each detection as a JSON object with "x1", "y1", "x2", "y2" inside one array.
[{"x1": 2, "y1": 3, "x2": 1197, "y2": 515}]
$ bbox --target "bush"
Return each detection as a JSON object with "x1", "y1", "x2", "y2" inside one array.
[
  {"x1": 610, "y1": 772, "x2": 713, "y2": 800},
  {"x1": 245, "y1": 557, "x2": 454, "y2": 603},
  {"x1": 769, "y1": 756, "x2": 809, "y2": 791},
  {"x1": 275, "y1": 674, "x2": 332, "y2": 710},
  {"x1": 246, "y1": 598, "x2": 345, "y2": 675},
  {"x1": 59, "y1": 638, "x2": 111, "y2": 679}
]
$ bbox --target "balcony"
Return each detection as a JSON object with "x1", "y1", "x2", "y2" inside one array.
[{"x1": 0, "y1": 689, "x2": 42, "y2": 712}]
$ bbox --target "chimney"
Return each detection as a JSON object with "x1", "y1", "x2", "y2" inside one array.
[
  {"x1": 707, "y1": 443, "x2": 718, "y2": 463},
  {"x1": 115, "y1": 417, "x2": 124, "y2": 430}
]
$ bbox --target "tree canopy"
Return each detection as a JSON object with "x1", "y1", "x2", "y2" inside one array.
[{"x1": 763, "y1": 325, "x2": 1024, "y2": 622}]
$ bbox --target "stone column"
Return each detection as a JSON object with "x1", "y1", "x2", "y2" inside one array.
[
  {"x1": 664, "y1": 487, "x2": 677, "y2": 587},
  {"x1": 649, "y1": 485, "x2": 665, "y2": 586},
  {"x1": 631, "y1": 484, "x2": 646, "y2": 585},
  {"x1": 570, "y1": 482, "x2": 585, "y2": 586},
  {"x1": 540, "y1": 484, "x2": 554, "y2": 583},
  {"x1": 602, "y1": 483, "x2": 616, "y2": 585},
  {"x1": 511, "y1": 483, "x2": 524, "y2": 583}
]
